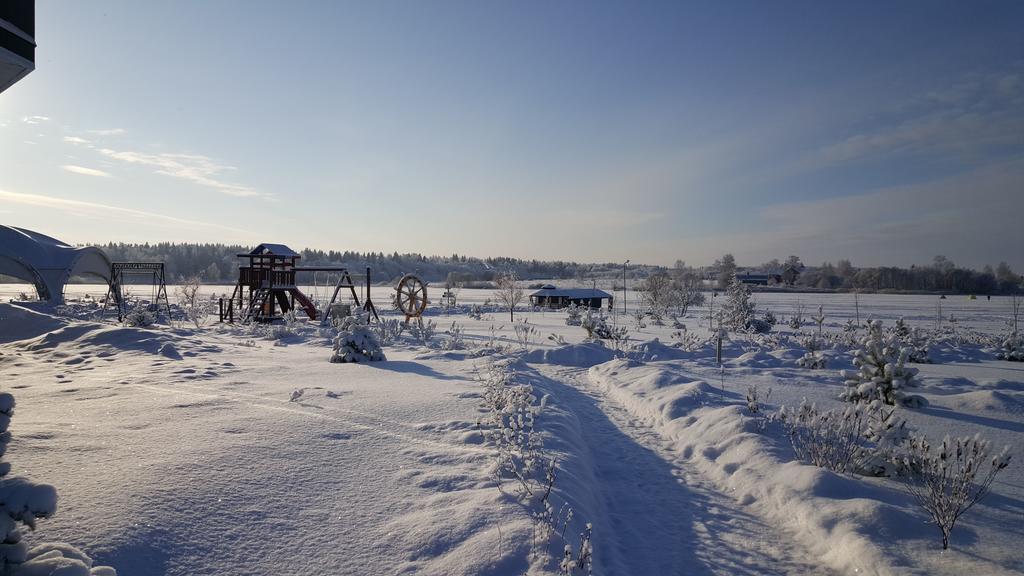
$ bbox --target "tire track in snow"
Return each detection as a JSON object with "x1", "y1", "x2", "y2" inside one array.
[{"x1": 536, "y1": 365, "x2": 831, "y2": 575}]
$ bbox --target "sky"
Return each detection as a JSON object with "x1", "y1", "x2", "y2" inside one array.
[{"x1": 1, "y1": 0, "x2": 1022, "y2": 269}]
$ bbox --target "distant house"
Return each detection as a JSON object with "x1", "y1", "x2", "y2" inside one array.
[
  {"x1": 529, "y1": 285, "x2": 613, "y2": 309},
  {"x1": 736, "y1": 273, "x2": 782, "y2": 286}
]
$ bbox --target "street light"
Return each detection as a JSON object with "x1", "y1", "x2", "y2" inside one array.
[{"x1": 622, "y1": 260, "x2": 630, "y2": 314}]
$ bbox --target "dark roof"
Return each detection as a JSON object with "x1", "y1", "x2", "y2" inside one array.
[
  {"x1": 247, "y1": 243, "x2": 300, "y2": 258},
  {"x1": 530, "y1": 288, "x2": 612, "y2": 299}
]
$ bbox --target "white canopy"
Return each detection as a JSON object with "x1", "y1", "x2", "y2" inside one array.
[{"x1": 0, "y1": 225, "x2": 111, "y2": 303}]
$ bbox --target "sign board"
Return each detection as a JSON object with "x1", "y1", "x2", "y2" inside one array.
[{"x1": 112, "y1": 262, "x2": 164, "y2": 271}]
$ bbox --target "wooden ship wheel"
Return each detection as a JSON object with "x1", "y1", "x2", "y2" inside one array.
[{"x1": 395, "y1": 274, "x2": 428, "y2": 321}]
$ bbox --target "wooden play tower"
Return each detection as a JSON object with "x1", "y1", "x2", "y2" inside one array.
[{"x1": 225, "y1": 243, "x2": 378, "y2": 324}]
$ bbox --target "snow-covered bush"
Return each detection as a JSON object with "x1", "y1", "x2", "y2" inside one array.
[
  {"x1": 408, "y1": 318, "x2": 437, "y2": 345},
  {"x1": 513, "y1": 319, "x2": 538, "y2": 351},
  {"x1": 788, "y1": 301, "x2": 805, "y2": 329},
  {"x1": 670, "y1": 327, "x2": 703, "y2": 351},
  {"x1": 779, "y1": 399, "x2": 908, "y2": 476},
  {"x1": 175, "y1": 276, "x2": 212, "y2": 328},
  {"x1": 468, "y1": 304, "x2": 483, "y2": 320},
  {"x1": 329, "y1": 314, "x2": 386, "y2": 363},
  {"x1": 840, "y1": 320, "x2": 924, "y2": 407},
  {"x1": 123, "y1": 305, "x2": 155, "y2": 328},
  {"x1": 0, "y1": 394, "x2": 116, "y2": 575},
  {"x1": 564, "y1": 303, "x2": 583, "y2": 326},
  {"x1": 902, "y1": 433, "x2": 1012, "y2": 549},
  {"x1": 763, "y1": 310, "x2": 777, "y2": 327},
  {"x1": 996, "y1": 332, "x2": 1024, "y2": 361},
  {"x1": 721, "y1": 273, "x2": 755, "y2": 331},
  {"x1": 796, "y1": 334, "x2": 828, "y2": 369},
  {"x1": 475, "y1": 362, "x2": 592, "y2": 572},
  {"x1": 374, "y1": 318, "x2": 405, "y2": 346},
  {"x1": 477, "y1": 361, "x2": 545, "y2": 496},
  {"x1": 442, "y1": 321, "x2": 467, "y2": 350},
  {"x1": 905, "y1": 327, "x2": 932, "y2": 364},
  {"x1": 745, "y1": 384, "x2": 770, "y2": 415}
]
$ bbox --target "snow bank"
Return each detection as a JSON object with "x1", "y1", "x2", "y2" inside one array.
[
  {"x1": 0, "y1": 304, "x2": 68, "y2": 344},
  {"x1": 588, "y1": 359, "x2": 926, "y2": 575},
  {"x1": 522, "y1": 342, "x2": 616, "y2": 367}
]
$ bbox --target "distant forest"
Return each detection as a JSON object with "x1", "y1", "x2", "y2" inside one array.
[
  {"x1": 97, "y1": 242, "x2": 652, "y2": 285},
  {"x1": 94, "y1": 243, "x2": 1023, "y2": 295}
]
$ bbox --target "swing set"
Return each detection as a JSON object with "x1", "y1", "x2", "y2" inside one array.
[{"x1": 101, "y1": 262, "x2": 173, "y2": 321}]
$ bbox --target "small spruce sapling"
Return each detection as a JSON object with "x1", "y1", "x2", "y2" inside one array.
[{"x1": 840, "y1": 320, "x2": 925, "y2": 407}]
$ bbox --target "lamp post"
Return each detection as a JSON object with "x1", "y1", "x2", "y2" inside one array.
[{"x1": 622, "y1": 260, "x2": 629, "y2": 314}]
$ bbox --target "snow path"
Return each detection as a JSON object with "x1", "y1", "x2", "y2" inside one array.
[{"x1": 529, "y1": 364, "x2": 830, "y2": 575}]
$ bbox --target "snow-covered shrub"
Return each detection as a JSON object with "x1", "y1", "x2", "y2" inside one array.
[
  {"x1": 123, "y1": 305, "x2": 155, "y2": 328},
  {"x1": 477, "y1": 361, "x2": 545, "y2": 496},
  {"x1": 442, "y1": 322, "x2": 467, "y2": 350},
  {"x1": 745, "y1": 384, "x2": 770, "y2": 414},
  {"x1": 408, "y1": 318, "x2": 437, "y2": 345},
  {"x1": 0, "y1": 394, "x2": 116, "y2": 575},
  {"x1": 563, "y1": 303, "x2": 583, "y2": 326},
  {"x1": 329, "y1": 314, "x2": 386, "y2": 363},
  {"x1": 475, "y1": 362, "x2": 592, "y2": 572},
  {"x1": 670, "y1": 327, "x2": 702, "y2": 352},
  {"x1": 175, "y1": 276, "x2": 212, "y2": 328},
  {"x1": 513, "y1": 319, "x2": 538, "y2": 351},
  {"x1": 796, "y1": 334, "x2": 828, "y2": 369},
  {"x1": 905, "y1": 327, "x2": 932, "y2": 364},
  {"x1": 745, "y1": 317, "x2": 772, "y2": 334},
  {"x1": 779, "y1": 399, "x2": 908, "y2": 476},
  {"x1": 468, "y1": 304, "x2": 483, "y2": 320},
  {"x1": 901, "y1": 433, "x2": 1011, "y2": 549},
  {"x1": 763, "y1": 310, "x2": 777, "y2": 327},
  {"x1": 374, "y1": 318, "x2": 405, "y2": 346},
  {"x1": 996, "y1": 332, "x2": 1024, "y2": 361},
  {"x1": 547, "y1": 333, "x2": 568, "y2": 346},
  {"x1": 840, "y1": 320, "x2": 924, "y2": 407},
  {"x1": 632, "y1": 308, "x2": 646, "y2": 329},
  {"x1": 721, "y1": 273, "x2": 755, "y2": 331},
  {"x1": 788, "y1": 301, "x2": 805, "y2": 329}
]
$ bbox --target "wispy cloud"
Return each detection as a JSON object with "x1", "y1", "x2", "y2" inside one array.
[
  {"x1": 87, "y1": 128, "x2": 126, "y2": 136},
  {"x1": 61, "y1": 165, "x2": 113, "y2": 178},
  {"x1": 21, "y1": 115, "x2": 50, "y2": 124},
  {"x1": 96, "y1": 148, "x2": 268, "y2": 198},
  {"x1": 63, "y1": 136, "x2": 92, "y2": 145},
  {"x1": 0, "y1": 189, "x2": 250, "y2": 235},
  {"x1": 795, "y1": 70, "x2": 1024, "y2": 173}
]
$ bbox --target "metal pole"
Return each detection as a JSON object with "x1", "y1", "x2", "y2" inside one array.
[{"x1": 622, "y1": 259, "x2": 629, "y2": 315}]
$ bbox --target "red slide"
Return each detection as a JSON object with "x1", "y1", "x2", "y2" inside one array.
[{"x1": 288, "y1": 288, "x2": 319, "y2": 320}]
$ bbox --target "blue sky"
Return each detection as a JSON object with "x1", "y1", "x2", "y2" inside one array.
[{"x1": 1, "y1": 1, "x2": 1022, "y2": 269}]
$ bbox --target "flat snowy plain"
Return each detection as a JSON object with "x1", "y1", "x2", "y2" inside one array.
[{"x1": 0, "y1": 285, "x2": 1021, "y2": 575}]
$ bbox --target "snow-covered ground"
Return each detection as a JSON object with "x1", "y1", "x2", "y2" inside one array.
[{"x1": 0, "y1": 287, "x2": 1021, "y2": 575}]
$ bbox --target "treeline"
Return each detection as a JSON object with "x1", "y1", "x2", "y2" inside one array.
[
  {"x1": 796, "y1": 258, "x2": 1022, "y2": 294},
  {"x1": 97, "y1": 242, "x2": 656, "y2": 285}
]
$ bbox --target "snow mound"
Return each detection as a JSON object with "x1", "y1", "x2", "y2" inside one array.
[
  {"x1": 0, "y1": 304, "x2": 68, "y2": 344},
  {"x1": 627, "y1": 338, "x2": 692, "y2": 362},
  {"x1": 588, "y1": 359, "x2": 926, "y2": 575},
  {"x1": 944, "y1": 390, "x2": 1024, "y2": 414},
  {"x1": 728, "y1": 349, "x2": 785, "y2": 368},
  {"x1": 523, "y1": 342, "x2": 616, "y2": 367}
]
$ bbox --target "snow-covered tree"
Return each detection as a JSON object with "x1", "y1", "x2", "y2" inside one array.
[
  {"x1": 0, "y1": 393, "x2": 116, "y2": 575},
  {"x1": 564, "y1": 303, "x2": 583, "y2": 326},
  {"x1": 175, "y1": 276, "x2": 212, "y2": 328},
  {"x1": 715, "y1": 254, "x2": 737, "y2": 290},
  {"x1": 494, "y1": 272, "x2": 525, "y2": 322},
  {"x1": 330, "y1": 314, "x2": 386, "y2": 363},
  {"x1": 720, "y1": 273, "x2": 756, "y2": 331},
  {"x1": 840, "y1": 320, "x2": 924, "y2": 407}
]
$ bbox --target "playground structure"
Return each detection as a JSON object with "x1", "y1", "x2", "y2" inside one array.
[
  {"x1": 101, "y1": 262, "x2": 172, "y2": 321},
  {"x1": 223, "y1": 243, "x2": 379, "y2": 324}
]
